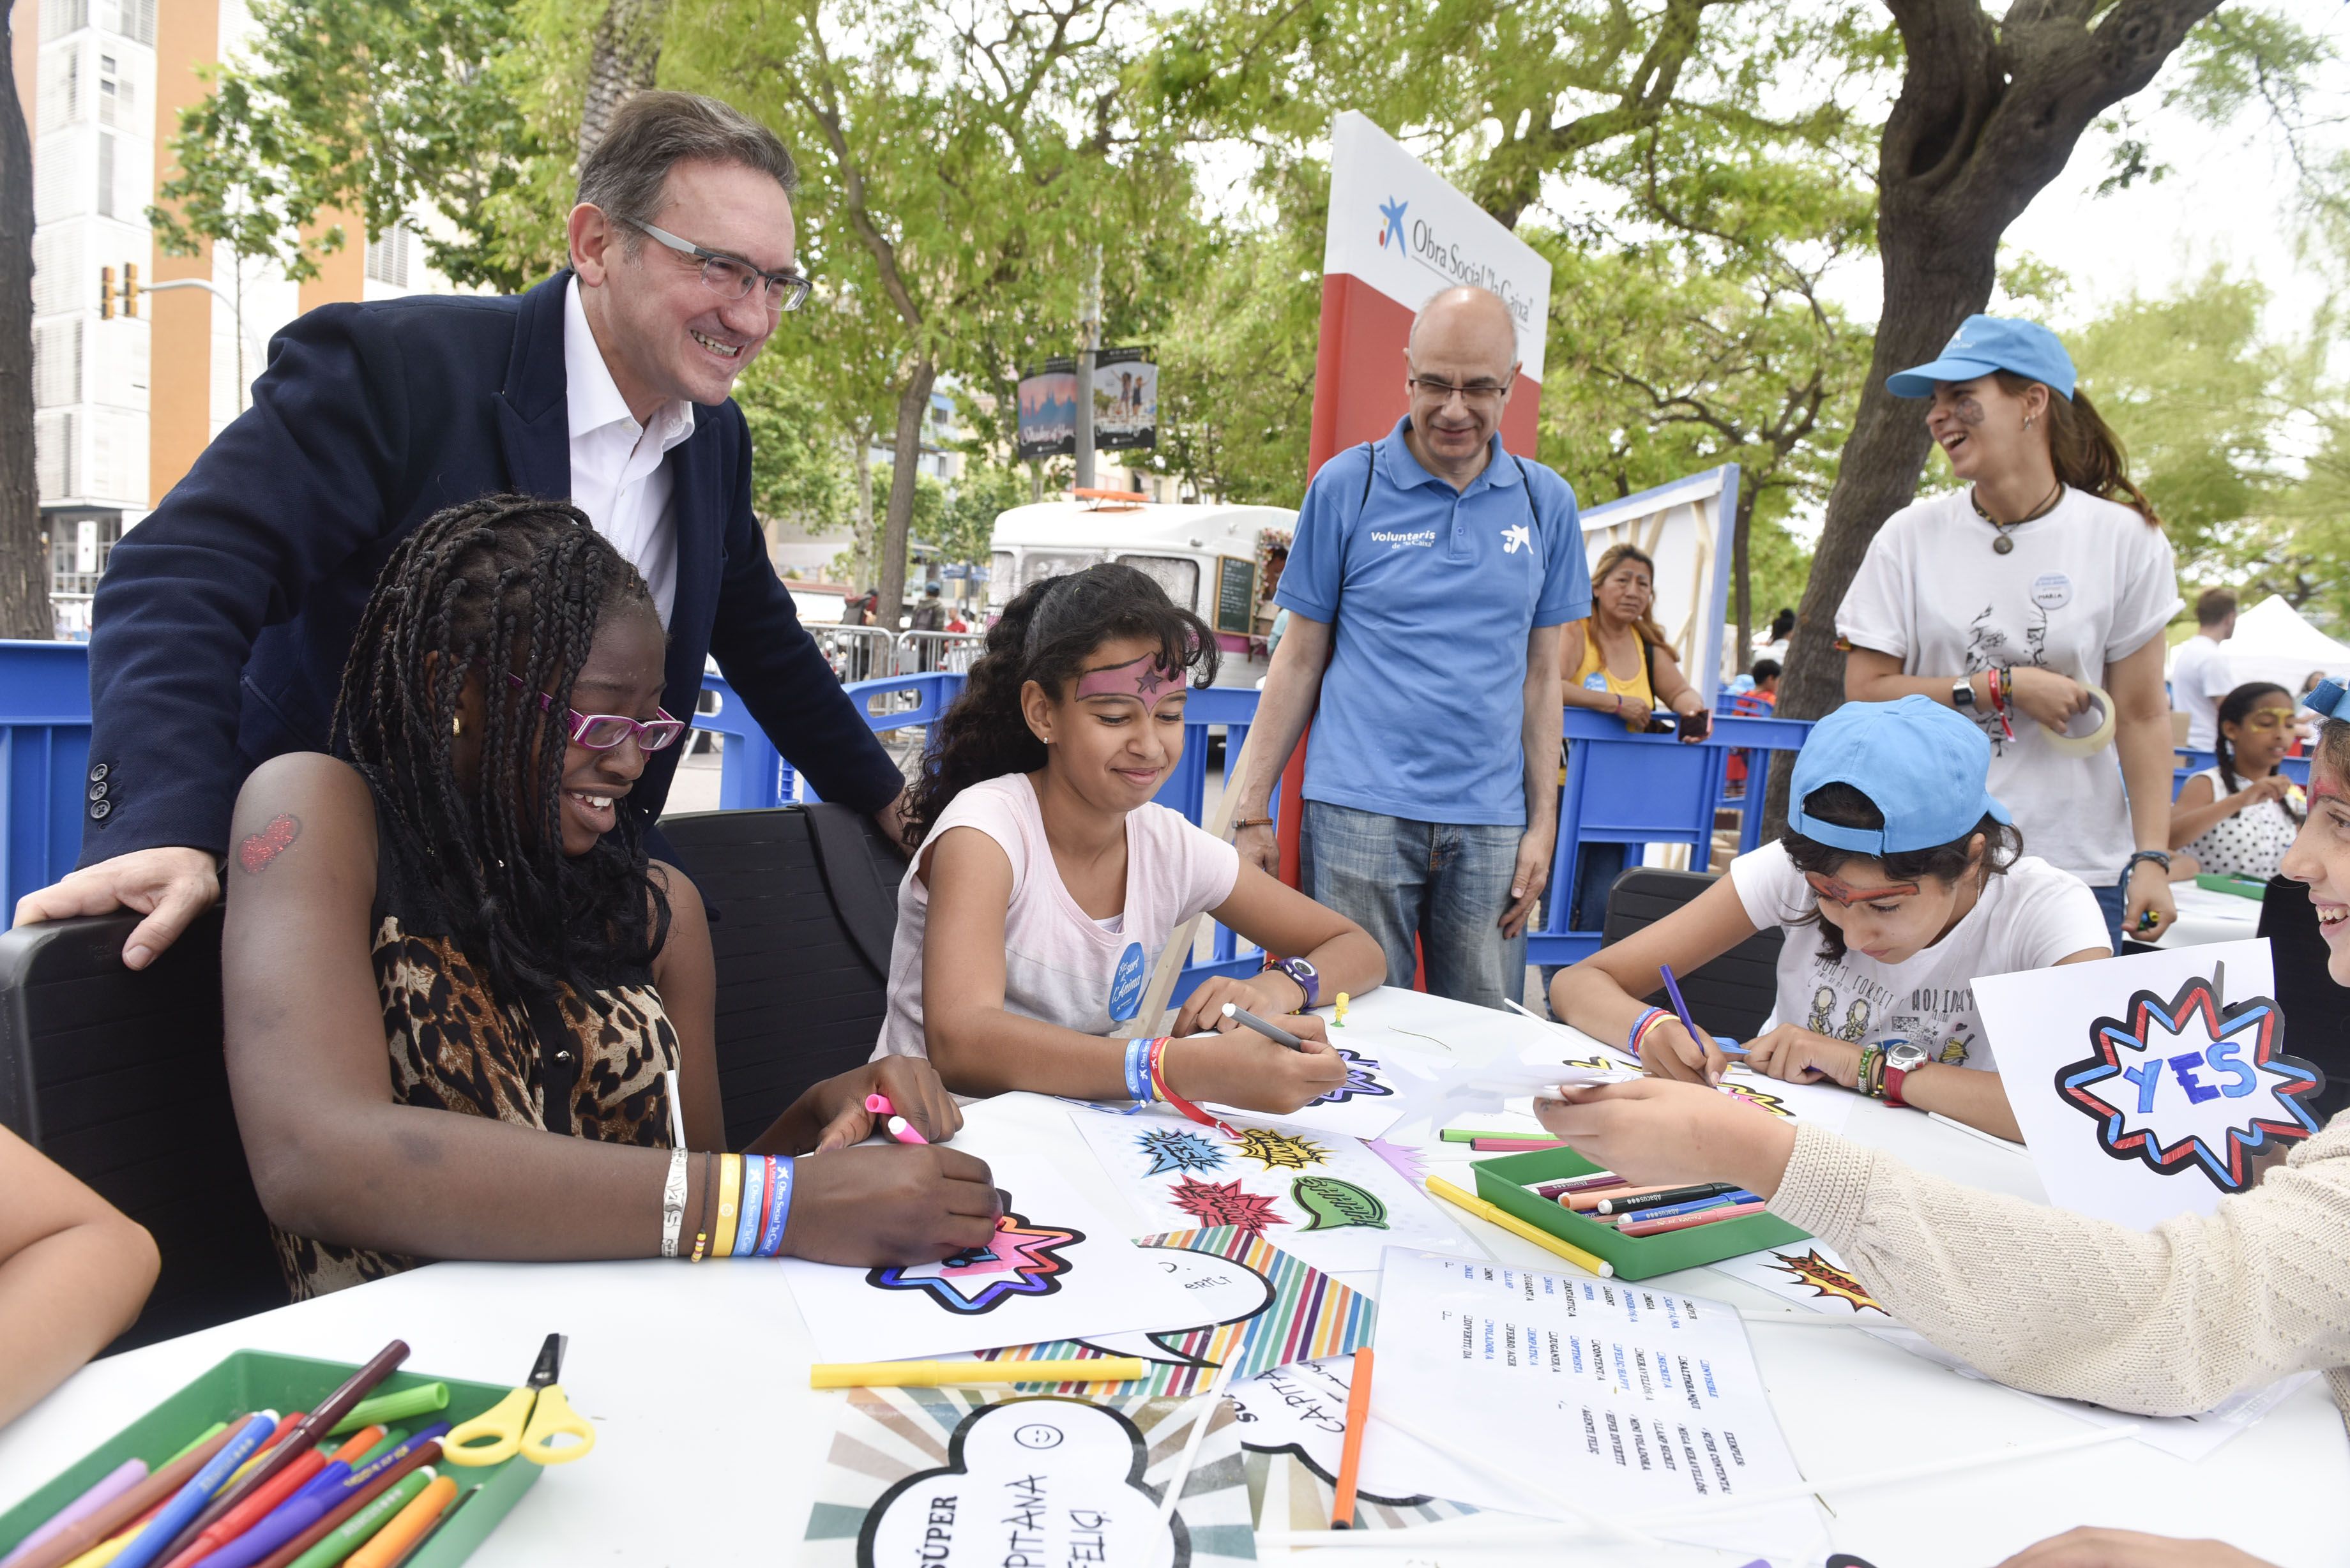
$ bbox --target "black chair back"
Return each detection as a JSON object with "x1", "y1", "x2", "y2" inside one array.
[
  {"x1": 1600, "y1": 866, "x2": 1785, "y2": 1041},
  {"x1": 0, "y1": 909, "x2": 283, "y2": 1348},
  {"x1": 659, "y1": 804, "x2": 907, "y2": 1149}
]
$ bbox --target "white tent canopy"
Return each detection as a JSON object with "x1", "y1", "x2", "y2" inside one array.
[{"x1": 2171, "y1": 594, "x2": 2350, "y2": 699}]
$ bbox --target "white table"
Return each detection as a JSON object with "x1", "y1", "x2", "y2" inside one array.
[
  {"x1": 1, "y1": 987, "x2": 2341, "y2": 1567},
  {"x1": 2153, "y1": 880, "x2": 2265, "y2": 948}
]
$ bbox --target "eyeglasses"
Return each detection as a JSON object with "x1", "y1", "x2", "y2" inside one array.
[
  {"x1": 1407, "y1": 374, "x2": 1512, "y2": 407},
  {"x1": 506, "y1": 674, "x2": 686, "y2": 752},
  {"x1": 625, "y1": 218, "x2": 810, "y2": 313},
  {"x1": 1803, "y1": 870, "x2": 1920, "y2": 908}
]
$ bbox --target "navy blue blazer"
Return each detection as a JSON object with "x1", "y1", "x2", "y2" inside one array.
[{"x1": 82, "y1": 271, "x2": 903, "y2": 865}]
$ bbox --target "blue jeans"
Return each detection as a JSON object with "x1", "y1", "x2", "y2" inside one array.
[
  {"x1": 2091, "y1": 880, "x2": 2126, "y2": 953},
  {"x1": 1302, "y1": 801, "x2": 1528, "y2": 1011}
]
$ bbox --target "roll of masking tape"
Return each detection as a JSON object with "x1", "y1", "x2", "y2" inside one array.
[{"x1": 2040, "y1": 683, "x2": 2118, "y2": 756}]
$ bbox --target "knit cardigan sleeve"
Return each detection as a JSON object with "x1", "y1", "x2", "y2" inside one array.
[{"x1": 1767, "y1": 1117, "x2": 2350, "y2": 1421}]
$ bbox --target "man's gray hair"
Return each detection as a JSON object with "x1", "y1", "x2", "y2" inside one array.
[{"x1": 577, "y1": 91, "x2": 798, "y2": 232}]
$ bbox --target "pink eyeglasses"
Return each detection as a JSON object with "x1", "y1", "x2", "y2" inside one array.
[{"x1": 505, "y1": 673, "x2": 686, "y2": 751}]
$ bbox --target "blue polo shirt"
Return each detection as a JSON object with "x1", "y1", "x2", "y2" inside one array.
[{"x1": 1275, "y1": 418, "x2": 1589, "y2": 827}]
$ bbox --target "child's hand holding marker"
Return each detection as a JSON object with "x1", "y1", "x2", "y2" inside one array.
[
  {"x1": 1162, "y1": 1010, "x2": 1347, "y2": 1113},
  {"x1": 810, "y1": 1058, "x2": 962, "y2": 1152},
  {"x1": 1531, "y1": 1078, "x2": 1797, "y2": 1198}
]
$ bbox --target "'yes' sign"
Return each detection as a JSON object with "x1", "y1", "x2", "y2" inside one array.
[{"x1": 2058, "y1": 976, "x2": 2325, "y2": 1193}]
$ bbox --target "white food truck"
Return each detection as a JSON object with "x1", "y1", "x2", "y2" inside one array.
[{"x1": 987, "y1": 498, "x2": 1297, "y2": 688}]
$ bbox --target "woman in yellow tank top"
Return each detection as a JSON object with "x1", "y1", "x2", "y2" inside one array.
[{"x1": 1558, "y1": 544, "x2": 1708, "y2": 733}]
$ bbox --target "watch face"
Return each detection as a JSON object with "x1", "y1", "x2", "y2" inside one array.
[{"x1": 1885, "y1": 1042, "x2": 1930, "y2": 1072}]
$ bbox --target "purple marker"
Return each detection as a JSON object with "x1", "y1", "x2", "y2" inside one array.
[
  {"x1": 0, "y1": 1459, "x2": 147, "y2": 1568},
  {"x1": 1658, "y1": 964, "x2": 1748, "y2": 1066}
]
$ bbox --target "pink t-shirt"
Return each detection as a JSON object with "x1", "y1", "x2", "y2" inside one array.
[{"x1": 874, "y1": 773, "x2": 1243, "y2": 1059}]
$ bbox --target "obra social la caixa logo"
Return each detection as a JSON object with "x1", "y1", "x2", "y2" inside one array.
[{"x1": 1379, "y1": 197, "x2": 1407, "y2": 249}]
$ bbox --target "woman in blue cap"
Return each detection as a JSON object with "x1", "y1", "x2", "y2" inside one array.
[
  {"x1": 1837, "y1": 314, "x2": 2179, "y2": 951},
  {"x1": 1549, "y1": 697, "x2": 2109, "y2": 1137}
]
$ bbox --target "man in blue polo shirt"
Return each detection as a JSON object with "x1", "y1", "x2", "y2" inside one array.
[{"x1": 1232, "y1": 287, "x2": 1588, "y2": 1007}]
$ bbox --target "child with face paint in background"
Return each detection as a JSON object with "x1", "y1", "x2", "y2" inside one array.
[
  {"x1": 1549, "y1": 698, "x2": 2111, "y2": 1139},
  {"x1": 876, "y1": 564, "x2": 1386, "y2": 1112}
]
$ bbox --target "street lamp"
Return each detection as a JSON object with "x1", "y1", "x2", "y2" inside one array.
[{"x1": 142, "y1": 276, "x2": 269, "y2": 412}]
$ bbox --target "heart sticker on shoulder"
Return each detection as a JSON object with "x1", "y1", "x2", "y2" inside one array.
[{"x1": 238, "y1": 812, "x2": 302, "y2": 875}]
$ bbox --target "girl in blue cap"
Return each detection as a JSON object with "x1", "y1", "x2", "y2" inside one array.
[
  {"x1": 1549, "y1": 697, "x2": 2109, "y2": 1137},
  {"x1": 1531, "y1": 686, "x2": 2350, "y2": 1544},
  {"x1": 1837, "y1": 313, "x2": 2179, "y2": 952}
]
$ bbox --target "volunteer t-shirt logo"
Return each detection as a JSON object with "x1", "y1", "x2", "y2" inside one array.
[
  {"x1": 1501, "y1": 522, "x2": 1532, "y2": 555},
  {"x1": 1368, "y1": 528, "x2": 1436, "y2": 550},
  {"x1": 1107, "y1": 941, "x2": 1148, "y2": 1022},
  {"x1": 2031, "y1": 573, "x2": 2072, "y2": 610}
]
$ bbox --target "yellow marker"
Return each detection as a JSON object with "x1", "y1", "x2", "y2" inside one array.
[
  {"x1": 1333, "y1": 992, "x2": 1349, "y2": 1027},
  {"x1": 1425, "y1": 1175, "x2": 1614, "y2": 1279},
  {"x1": 811, "y1": 1357, "x2": 1149, "y2": 1389}
]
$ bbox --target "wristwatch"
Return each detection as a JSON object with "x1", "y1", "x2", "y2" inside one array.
[
  {"x1": 1882, "y1": 1041, "x2": 1929, "y2": 1109},
  {"x1": 1952, "y1": 676, "x2": 1976, "y2": 711},
  {"x1": 1265, "y1": 955, "x2": 1319, "y2": 1010}
]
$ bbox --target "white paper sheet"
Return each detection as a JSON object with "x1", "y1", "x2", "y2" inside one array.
[
  {"x1": 1070, "y1": 1105, "x2": 1468, "y2": 1273},
  {"x1": 1489, "y1": 1038, "x2": 1859, "y2": 1135},
  {"x1": 1372, "y1": 1248, "x2": 1820, "y2": 1559},
  {"x1": 1203, "y1": 1043, "x2": 1413, "y2": 1140},
  {"x1": 775, "y1": 1104, "x2": 1204, "y2": 1361},
  {"x1": 1974, "y1": 941, "x2": 2327, "y2": 1231}
]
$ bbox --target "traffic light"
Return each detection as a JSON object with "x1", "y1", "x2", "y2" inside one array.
[
  {"x1": 100, "y1": 266, "x2": 114, "y2": 319},
  {"x1": 121, "y1": 262, "x2": 137, "y2": 318}
]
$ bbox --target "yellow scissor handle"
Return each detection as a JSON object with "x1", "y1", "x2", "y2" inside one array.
[
  {"x1": 517, "y1": 1383, "x2": 596, "y2": 1465},
  {"x1": 443, "y1": 1386, "x2": 534, "y2": 1467}
]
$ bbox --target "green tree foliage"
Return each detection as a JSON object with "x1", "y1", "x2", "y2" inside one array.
[{"x1": 937, "y1": 462, "x2": 1031, "y2": 570}]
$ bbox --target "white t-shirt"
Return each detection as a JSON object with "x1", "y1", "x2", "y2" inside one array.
[
  {"x1": 1731, "y1": 841, "x2": 2110, "y2": 1071},
  {"x1": 874, "y1": 773, "x2": 1242, "y2": 1058},
  {"x1": 1836, "y1": 486, "x2": 2181, "y2": 886},
  {"x1": 2169, "y1": 633, "x2": 2234, "y2": 751}
]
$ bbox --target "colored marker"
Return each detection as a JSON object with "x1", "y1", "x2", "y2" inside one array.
[
  {"x1": 1602, "y1": 1191, "x2": 1755, "y2": 1225},
  {"x1": 325, "y1": 1386, "x2": 443, "y2": 1440},
  {"x1": 1562, "y1": 1182, "x2": 1703, "y2": 1212},
  {"x1": 3, "y1": 1424, "x2": 245, "y2": 1568},
  {"x1": 810, "y1": 1357, "x2": 1146, "y2": 1389},
  {"x1": 1593, "y1": 1182, "x2": 1745, "y2": 1216},
  {"x1": 1531, "y1": 1172, "x2": 1625, "y2": 1199},
  {"x1": 282, "y1": 1470, "x2": 432, "y2": 1568},
  {"x1": 110, "y1": 1412, "x2": 280, "y2": 1568},
  {"x1": 340, "y1": 1477, "x2": 455, "y2": 1568},
  {"x1": 1439, "y1": 1127, "x2": 1543, "y2": 1144},
  {"x1": 245, "y1": 1445, "x2": 441, "y2": 1568},
  {"x1": 156, "y1": 1450, "x2": 330, "y2": 1568},
  {"x1": 1330, "y1": 1348, "x2": 1374, "y2": 1530},
  {"x1": 1469, "y1": 1136, "x2": 1566, "y2": 1152},
  {"x1": 1423, "y1": 1175, "x2": 1613, "y2": 1278},
  {"x1": 1618, "y1": 1200, "x2": 1768, "y2": 1238},
  {"x1": 375, "y1": 1488, "x2": 474, "y2": 1568},
  {"x1": 865, "y1": 1094, "x2": 929, "y2": 1145},
  {"x1": 1221, "y1": 1002, "x2": 1305, "y2": 1050},
  {"x1": 1, "y1": 1461, "x2": 149, "y2": 1568}
]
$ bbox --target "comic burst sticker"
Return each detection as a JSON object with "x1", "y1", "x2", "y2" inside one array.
[
  {"x1": 1235, "y1": 1127, "x2": 1329, "y2": 1171},
  {"x1": 867, "y1": 1214, "x2": 1082, "y2": 1315},
  {"x1": 2056, "y1": 974, "x2": 2325, "y2": 1192},
  {"x1": 1308, "y1": 1049, "x2": 1395, "y2": 1107},
  {"x1": 1169, "y1": 1176, "x2": 1287, "y2": 1235},
  {"x1": 1763, "y1": 1248, "x2": 1888, "y2": 1315},
  {"x1": 1721, "y1": 1079, "x2": 1794, "y2": 1119},
  {"x1": 1135, "y1": 1127, "x2": 1227, "y2": 1177}
]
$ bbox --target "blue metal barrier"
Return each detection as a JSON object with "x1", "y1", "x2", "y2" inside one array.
[{"x1": 0, "y1": 641, "x2": 95, "y2": 917}]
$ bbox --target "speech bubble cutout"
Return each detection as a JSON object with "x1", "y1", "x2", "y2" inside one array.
[
  {"x1": 1074, "y1": 1246, "x2": 1275, "y2": 1366},
  {"x1": 1227, "y1": 1361, "x2": 1435, "y2": 1507},
  {"x1": 1291, "y1": 1175, "x2": 1388, "y2": 1232},
  {"x1": 860, "y1": 1397, "x2": 1185, "y2": 1568}
]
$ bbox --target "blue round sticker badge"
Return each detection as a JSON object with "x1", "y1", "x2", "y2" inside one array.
[{"x1": 1108, "y1": 942, "x2": 1148, "y2": 1023}]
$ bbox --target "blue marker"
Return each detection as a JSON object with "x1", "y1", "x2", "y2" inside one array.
[
  {"x1": 1609, "y1": 1191, "x2": 1759, "y2": 1223},
  {"x1": 110, "y1": 1410, "x2": 279, "y2": 1568}
]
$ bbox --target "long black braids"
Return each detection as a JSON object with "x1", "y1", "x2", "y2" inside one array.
[
  {"x1": 2212, "y1": 681, "x2": 2303, "y2": 824},
  {"x1": 330, "y1": 494, "x2": 671, "y2": 1009},
  {"x1": 904, "y1": 562, "x2": 1218, "y2": 850}
]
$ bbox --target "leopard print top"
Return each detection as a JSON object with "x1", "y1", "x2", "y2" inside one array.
[{"x1": 271, "y1": 811, "x2": 681, "y2": 1300}]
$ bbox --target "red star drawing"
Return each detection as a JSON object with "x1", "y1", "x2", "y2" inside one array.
[{"x1": 1167, "y1": 1175, "x2": 1287, "y2": 1235}]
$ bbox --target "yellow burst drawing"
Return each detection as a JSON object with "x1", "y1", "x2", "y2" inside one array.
[
  {"x1": 1765, "y1": 1248, "x2": 1887, "y2": 1314},
  {"x1": 1721, "y1": 1080, "x2": 1794, "y2": 1118},
  {"x1": 1234, "y1": 1127, "x2": 1329, "y2": 1171}
]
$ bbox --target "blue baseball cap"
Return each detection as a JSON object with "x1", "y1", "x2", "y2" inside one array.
[
  {"x1": 2303, "y1": 680, "x2": 2350, "y2": 722},
  {"x1": 1885, "y1": 315, "x2": 2077, "y2": 401},
  {"x1": 1789, "y1": 696, "x2": 2012, "y2": 856}
]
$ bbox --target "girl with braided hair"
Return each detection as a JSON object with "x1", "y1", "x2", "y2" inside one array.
[
  {"x1": 222, "y1": 497, "x2": 998, "y2": 1299},
  {"x1": 877, "y1": 562, "x2": 1383, "y2": 1111},
  {"x1": 2169, "y1": 681, "x2": 2305, "y2": 883}
]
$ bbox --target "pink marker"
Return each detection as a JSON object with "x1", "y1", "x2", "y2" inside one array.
[{"x1": 865, "y1": 1093, "x2": 929, "y2": 1144}]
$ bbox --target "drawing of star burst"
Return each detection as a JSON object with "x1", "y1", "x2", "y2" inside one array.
[
  {"x1": 1135, "y1": 1127, "x2": 1228, "y2": 1177},
  {"x1": 1310, "y1": 1048, "x2": 1396, "y2": 1107},
  {"x1": 1235, "y1": 1127, "x2": 1329, "y2": 1171},
  {"x1": 1764, "y1": 1248, "x2": 1886, "y2": 1315},
  {"x1": 1167, "y1": 1175, "x2": 1287, "y2": 1235},
  {"x1": 1721, "y1": 1079, "x2": 1793, "y2": 1119}
]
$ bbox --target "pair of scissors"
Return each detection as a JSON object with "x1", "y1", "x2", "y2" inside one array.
[{"x1": 443, "y1": 1333, "x2": 596, "y2": 1466}]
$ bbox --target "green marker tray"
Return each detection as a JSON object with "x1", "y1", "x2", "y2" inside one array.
[
  {"x1": 1473, "y1": 1147, "x2": 1808, "y2": 1281},
  {"x1": 2194, "y1": 873, "x2": 2268, "y2": 901},
  {"x1": 0, "y1": 1351, "x2": 542, "y2": 1565}
]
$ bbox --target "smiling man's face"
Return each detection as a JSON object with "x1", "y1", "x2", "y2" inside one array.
[{"x1": 570, "y1": 157, "x2": 796, "y2": 415}]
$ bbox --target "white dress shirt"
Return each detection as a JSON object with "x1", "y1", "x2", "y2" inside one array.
[{"x1": 564, "y1": 276, "x2": 695, "y2": 624}]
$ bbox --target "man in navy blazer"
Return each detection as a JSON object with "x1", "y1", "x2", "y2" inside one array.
[{"x1": 16, "y1": 93, "x2": 909, "y2": 969}]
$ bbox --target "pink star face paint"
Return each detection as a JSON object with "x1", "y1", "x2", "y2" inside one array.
[{"x1": 1075, "y1": 653, "x2": 1187, "y2": 714}]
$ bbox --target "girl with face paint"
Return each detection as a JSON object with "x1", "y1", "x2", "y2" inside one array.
[
  {"x1": 1836, "y1": 315, "x2": 2181, "y2": 954},
  {"x1": 1549, "y1": 698, "x2": 2111, "y2": 1139},
  {"x1": 876, "y1": 565, "x2": 1386, "y2": 1113}
]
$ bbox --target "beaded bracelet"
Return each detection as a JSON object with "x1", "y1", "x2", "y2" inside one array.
[
  {"x1": 1626, "y1": 1007, "x2": 1669, "y2": 1059},
  {"x1": 689, "y1": 1150, "x2": 716, "y2": 1262},
  {"x1": 712, "y1": 1152, "x2": 742, "y2": 1258}
]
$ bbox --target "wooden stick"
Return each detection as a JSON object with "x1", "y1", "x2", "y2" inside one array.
[{"x1": 1135, "y1": 719, "x2": 1262, "y2": 1034}]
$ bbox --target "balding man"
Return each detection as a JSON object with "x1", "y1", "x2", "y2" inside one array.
[{"x1": 1231, "y1": 287, "x2": 1588, "y2": 1008}]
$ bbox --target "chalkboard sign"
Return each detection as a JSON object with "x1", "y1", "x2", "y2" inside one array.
[{"x1": 1215, "y1": 555, "x2": 1258, "y2": 636}]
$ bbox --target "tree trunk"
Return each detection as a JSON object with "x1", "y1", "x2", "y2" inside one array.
[
  {"x1": 851, "y1": 423, "x2": 875, "y2": 587},
  {"x1": 579, "y1": 0, "x2": 671, "y2": 163},
  {"x1": 0, "y1": 3, "x2": 42, "y2": 640},
  {"x1": 877, "y1": 357, "x2": 938, "y2": 632}
]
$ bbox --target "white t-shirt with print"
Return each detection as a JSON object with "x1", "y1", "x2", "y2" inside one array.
[
  {"x1": 1836, "y1": 486, "x2": 2181, "y2": 886},
  {"x1": 2168, "y1": 633, "x2": 2233, "y2": 751},
  {"x1": 874, "y1": 773, "x2": 1242, "y2": 1059},
  {"x1": 1729, "y1": 840, "x2": 2111, "y2": 1072}
]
